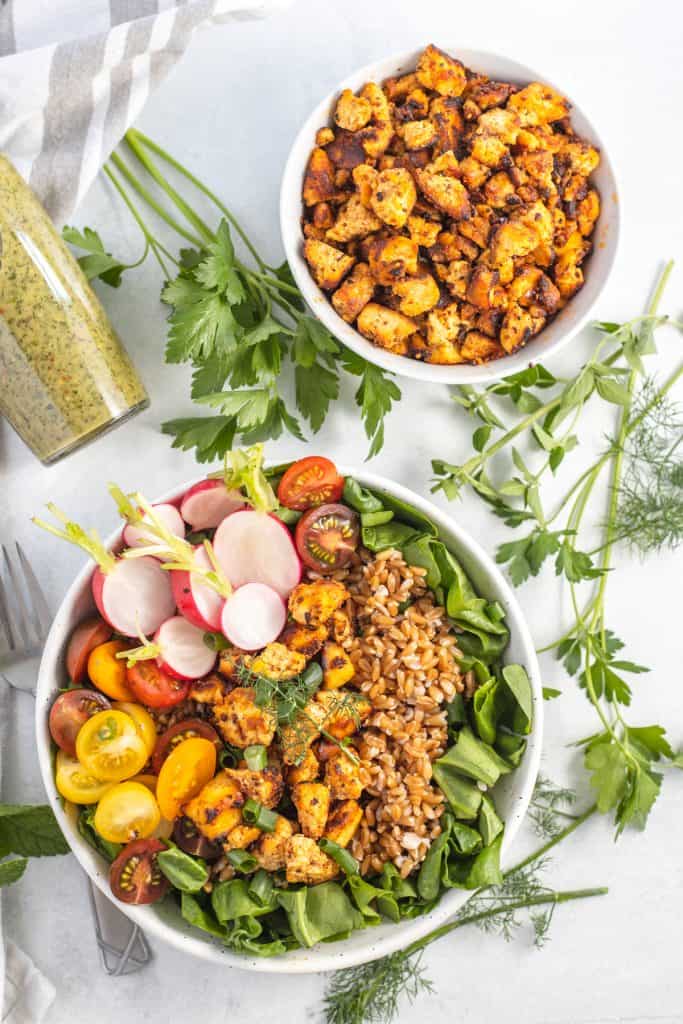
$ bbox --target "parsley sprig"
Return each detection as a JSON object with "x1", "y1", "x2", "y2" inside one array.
[
  {"x1": 65, "y1": 130, "x2": 400, "y2": 459},
  {"x1": 433, "y1": 262, "x2": 683, "y2": 835}
]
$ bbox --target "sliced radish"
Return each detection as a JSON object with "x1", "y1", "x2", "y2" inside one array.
[
  {"x1": 221, "y1": 583, "x2": 286, "y2": 651},
  {"x1": 213, "y1": 510, "x2": 301, "y2": 599},
  {"x1": 153, "y1": 616, "x2": 217, "y2": 680},
  {"x1": 123, "y1": 503, "x2": 185, "y2": 551},
  {"x1": 180, "y1": 479, "x2": 245, "y2": 530},
  {"x1": 92, "y1": 557, "x2": 176, "y2": 637},
  {"x1": 171, "y1": 545, "x2": 225, "y2": 631}
]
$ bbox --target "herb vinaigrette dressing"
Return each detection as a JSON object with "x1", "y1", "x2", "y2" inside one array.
[{"x1": 0, "y1": 156, "x2": 148, "y2": 464}]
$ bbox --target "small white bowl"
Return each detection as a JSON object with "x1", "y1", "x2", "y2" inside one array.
[
  {"x1": 35, "y1": 468, "x2": 542, "y2": 973},
  {"x1": 280, "y1": 47, "x2": 620, "y2": 385}
]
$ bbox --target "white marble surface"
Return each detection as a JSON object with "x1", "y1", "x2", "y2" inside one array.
[{"x1": 2, "y1": 0, "x2": 683, "y2": 1021}]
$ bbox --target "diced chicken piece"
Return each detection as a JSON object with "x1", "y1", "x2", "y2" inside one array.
[
  {"x1": 476, "y1": 108, "x2": 520, "y2": 144},
  {"x1": 252, "y1": 815, "x2": 295, "y2": 871},
  {"x1": 316, "y1": 126, "x2": 335, "y2": 146},
  {"x1": 184, "y1": 772, "x2": 243, "y2": 841},
  {"x1": 465, "y1": 78, "x2": 516, "y2": 111},
  {"x1": 291, "y1": 781, "x2": 331, "y2": 839},
  {"x1": 369, "y1": 167, "x2": 417, "y2": 228},
  {"x1": 458, "y1": 208, "x2": 491, "y2": 249},
  {"x1": 416, "y1": 44, "x2": 466, "y2": 97},
  {"x1": 312, "y1": 202, "x2": 335, "y2": 230},
  {"x1": 223, "y1": 824, "x2": 261, "y2": 851},
  {"x1": 326, "y1": 195, "x2": 382, "y2": 243},
  {"x1": 429, "y1": 96, "x2": 464, "y2": 152},
  {"x1": 507, "y1": 82, "x2": 570, "y2": 126},
  {"x1": 399, "y1": 119, "x2": 438, "y2": 150},
  {"x1": 321, "y1": 642, "x2": 355, "y2": 690},
  {"x1": 469, "y1": 134, "x2": 508, "y2": 168},
  {"x1": 516, "y1": 150, "x2": 554, "y2": 192},
  {"x1": 415, "y1": 153, "x2": 472, "y2": 220},
  {"x1": 331, "y1": 261, "x2": 375, "y2": 323},
  {"x1": 429, "y1": 230, "x2": 462, "y2": 263},
  {"x1": 489, "y1": 220, "x2": 540, "y2": 266},
  {"x1": 189, "y1": 672, "x2": 230, "y2": 705},
  {"x1": 334, "y1": 88, "x2": 373, "y2": 132},
  {"x1": 302, "y1": 148, "x2": 337, "y2": 206},
  {"x1": 554, "y1": 230, "x2": 591, "y2": 300},
  {"x1": 358, "y1": 82, "x2": 394, "y2": 158},
  {"x1": 392, "y1": 269, "x2": 440, "y2": 317},
  {"x1": 441, "y1": 259, "x2": 470, "y2": 299},
  {"x1": 303, "y1": 239, "x2": 355, "y2": 291},
  {"x1": 357, "y1": 302, "x2": 416, "y2": 355},
  {"x1": 212, "y1": 687, "x2": 276, "y2": 748},
  {"x1": 459, "y1": 156, "x2": 490, "y2": 189},
  {"x1": 484, "y1": 171, "x2": 516, "y2": 209},
  {"x1": 324, "y1": 800, "x2": 363, "y2": 848},
  {"x1": 288, "y1": 580, "x2": 349, "y2": 628},
  {"x1": 509, "y1": 267, "x2": 560, "y2": 314},
  {"x1": 352, "y1": 164, "x2": 378, "y2": 206},
  {"x1": 519, "y1": 200, "x2": 554, "y2": 245},
  {"x1": 285, "y1": 834, "x2": 339, "y2": 884},
  {"x1": 368, "y1": 235, "x2": 420, "y2": 285},
  {"x1": 325, "y1": 756, "x2": 363, "y2": 800},
  {"x1": 226, "y1": 767, "x2": 284, "y2": 809},
  {"x1": 460, "y1": 330, "x2": 505, "y2": 362},
  {"x1": 330, "y1": 609, "x2": 354, "y2": 646},
  {"x1": 476, "y1": 308, "x2": 505, "y2": 337},
  {"x1": 280, "y1": 700, "x2": 327, "y2": 766},
  {"x1": 383, "y1": 72, "x2": 421, "y2": 102},
  {"x1": 395, "y1": 87, "x2": 431, "y2": 120},
  {"x1": 577, "y1": 189, "x2": 600, "y2": 236},
  {"x1": 279, "y1": 622, "x2": 328, "y2": 661},
  {"x1": 286, "y1": 747, "x2": 319, "y2": 785},
  {"x1": 466, "y1": 266, "x2": 499, "y2": 310},
  {"x1": 426, "y1": 302, "x2": 466, "y2": 348},
  {"x1": 407, "y1": 214, "x2": 442, "y2": 248},
  {"x1": 248, "y1": 642, "x2": 306, "y2": 681},
  {"x1": 558, "y1": 139, "x2": 600, "y2": 177},
  {"x1": 314, "y1": 690, "x2": 371, "y2": 739},
  {"x1": 500, "y1": 304, "x2": 546, "y2": 353},
  {"x1": 327, "y1": 129, "x2": 368, "y2": 169}
]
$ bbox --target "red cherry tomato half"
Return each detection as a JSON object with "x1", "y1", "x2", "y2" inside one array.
[
  {"x1": 151, "y1": 719, "x2": 222, "y2": 775},
  {"x1": 277, "y1": 457, "x2": 344, "y2": 511},
  {"x1": 126, "y1": 662, "x2": 190, "y2": 710},
  {"x1": 295, "y1": 503, "x2": 359, "y2": 573},
  {"x1": 172, "y1": 816, "x2": 222, "y2": 861},
  {"x1": 49, "y1": 689, "x2": 111, "y2": 756},
  {"x1": 109, "y1": 838, "x2": 170, "y2": 905},
  {"x1": 66, "y1": 617, "x2": 113, "y2": 684}
]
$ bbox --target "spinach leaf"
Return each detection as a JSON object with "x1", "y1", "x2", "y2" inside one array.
[
  {"x1": 157, "y1": 845, "x2": 208, "y2": 893},
  {"x1": 374, "y1": 863, "x2": 418, "y2": 922},
  {"x1": 435, "y1": 726, "x2": 511, "y2": 788},
  {"x1": 478, "y1": 794, "x2": 504, "y2": 846},
  {"x1": 500, "y1": 664, "x2": 533, "y2": 734},
  {"x1": 400, "y1": 535, "x2": 442, "y2": 589},
  {"x1": 432, "y1": 763, "x2": 482, "y2": 820},
  {"x1": 277, "y1": 882, "x2": 362, "y2": 948},
  {"x1": 180, "y1": 892, "x2": 226, "y2": 938},
  {"x1": 77, "y1": 807, "x2": 121, "y2": 862},
  {"x1": 444, "y1": 833, "x2": 504, "y2": 890},
  {"x1": 361, "y1": 521, "x2": 422, "y2": 553},
  {"x1": 417, "y1": 829, "x2": 450, "y2": 901},
  {"x1": 364, "y1": 486, "x2": 439, "y2": 536},
  {"x1": 346, "y1": 874, "x2": 384, "y2": 925},
  {"x1": 343, "y1": 478, "x2": 384, "y2": 514},
  {"x1": 449, "y1": 821, "x2": 483, "y2": 857},
  {"x1": 212, "y1": 878, "x2": 278, "y2": 922},
  {"x1": 472, "y1": 675, "x2": 505, "y2": 746}
]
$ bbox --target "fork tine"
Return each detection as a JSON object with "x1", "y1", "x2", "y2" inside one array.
[
  {"x1": 0, "y1": 574, "x2": 17, "y2": 652},
  {"x1": 2, "y1": 544, "x2": 33, "y2": 650},
  {"x1": 16, "y1": 543, "x2": 51, "y2": 641}
]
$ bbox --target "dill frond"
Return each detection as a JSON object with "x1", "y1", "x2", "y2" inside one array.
[
  {"x1": 528, "y1": 776, "x2": 578, "y2": 839},
  {"x1": 323, "y1": 951, "x2": 434, "y2": 1024}
]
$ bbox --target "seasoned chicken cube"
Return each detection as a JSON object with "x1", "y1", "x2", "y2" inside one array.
[
  {"x1": 316, "y1": 126, "x2": 335, "y2": 146},
  {"x1": 395, "y1": 87, "x2": 431, "y2": 120},
  {"x1": 285, "y1": 834, "x2": 339, "y2": 884},
  {"x1": 334, "y1": 88, "x2": 372, "y2": 132},
  {"x1": 189, "y1": 673, "x2": 230, "y2": 705},
  {"x1": 519, "y1": 200, "x2": 554, "y2": 245},
  {"x1": 330, "y1": 609, "x2": 353, "y2": 646},
  {"x1": 416, "y1": 44, "x2": 466, "y2": 97},
  {"x1": 392, "y1": 270, "x2": 440, "y2": 317},
  {"x1": 429, "y1": 96, "x2": 464, "y2": 152},
  {"x1": 357, "y1": 303, "x2": 416, "y2": 355},
  {"x1": 500, "y1": 304, "x2": 546, "y2": 353},
  {"x1": 489, "y1": 220, "x2": 540, "y2": 266},
  {"x1": 303, "y1": 239, "x2": 355, "y2": 291},
  {"x1": 407, "y1": 214, "x2": 442, "y2": 248},
  {"x1": 429, "y1": 229, "x2": 462, "y2": 263},
  {"x1": 460, "y1": 330, "x2": 505, "y2": 362},
  {"x1": 315, "y1": 690, "x2": 371, "y2": 739},
  {"x1": 279, "y1": 622, "x2": 328, "y2": 660},
  {"x1": 323, "y1": 800, "x2": 363, "y2": 847},
  {"x1": 441, "y1": 259, "x2": 470, "y2": 299},
  {"x1": 466, "y1": 266, "x2": 499, "y2": 310},
  {"x1": 184, "y1": 772, "x2": 243, "y2": 841},
  {"x1": 369, "y1": 168, "x2": 417, "y2": 228},
  {"x1": 507, "y1": 82, "x2": 570, "y2": 126},
  {"x1": 383, "y1": 71, "x2": 421, "y2": 102},
  {"x1": 224, "y1": 824, "x2": 261, "y2": 851},
  {"x1": 226, "y1": 767, "x2": 284, "y2": 809},
  {"x1": 577, "y1": 189, "x2": 600, "y2": 236},
  {"x1": 368, "y1": 235, "x2": 420, "y2": 285},
  {"x1": 465, "y1": 78, "x2": 516, "y2": 111},
  {"x1": 321, "y1": 642, "x2": 355, "y2": 690},
  {"x1": 252, "y1": 815, "x2": 295, "y2": 871},
  {"x1": 476, "y1": 108, "x2": 520, "y2": 144},
  {"x1": 508, "y1": 266, "x2": 543, "y2": 305},
  {"x1": 484, "y1": 171, "x2": 516, "y2": 209},
  {"x1": 558, "y1": 139, "x2": 600, "y2": 177},
  {"x1": 426, "y1": 302, "x2": 466, "y2": 349},
  {"x1": 358, "y1": 82, "x2": 393, "y2": 159},
  {"x1": 325, "y1": 756, "x2": 363, "y2": 801},
  {"x1": 352, "y1": 164, "x2": 379, "y2": 207},
  {"x1": 212, "y1": 687, "x2": 276, "y2": 748},
  {"x1": 399, "y1": 119, "x2": 438, "y2": 151},
  {"x1": 459, "y1": 156, "x2": 490, "y2": 189},
  {"x1": 288, "y1": 580, "x2": 349, "y2": 628},
  {"x1": 248, "y1": 642, "x2": 306, "y2": 681},
  {"x1": 469, "y1": 134, "x2": 508, "y2": 168},
  {"x1": 415, "y1": 154, "x2": 472, "y2": 220},
  {"x1": 459, "y1": 208, "x2": 492, "y2": 249},
  {"x1": 302, "y1": 148, "x2": 337, "y2": 206},
  {"x1": 292, "y1": 782, "x2": 331, "y2": 839},
  {"x1": 286, "y1": 747, "x2": 319, "y2": 785},
  {"x1": 312, "y1": 202, "x2": 335, "y2": 230},
  {"x1": 327, "y1": 129, "x2": 368, "y2": 169},
  {"x1": 516, "y1": 149, "x2": 554, "y2": 192},
  {"x1": 280, "y1": 700, "x2": 327, "y2": 766},
  {"x1": 331, "y1": 262, "x2": 375, "y2": 323},
  {"x1": 326, "y1": 195, "x2": 382, "y2": 243}
]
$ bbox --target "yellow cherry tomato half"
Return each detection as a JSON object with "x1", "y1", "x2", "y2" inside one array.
[
  {"x1": 55, "y1": 750, "x2": 113, "y2": 804},
  {"x1": 88, "y1": 640, "x2": 135, "y2": 701},
  {"x1": 113, "y1": 702, "x2": 157, "y2": 756},
  {"x1": 94, "y1": 782, "x2": 161, "y2": 844},
  {"x1": 156, "y1": 737, "x2": 217, "y2": 821},
  {"x1": 76, "y1": 710, "x2": 149, "y2": 782}
]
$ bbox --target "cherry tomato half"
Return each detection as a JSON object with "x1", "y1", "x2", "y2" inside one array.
[
  {"x1": 94, "y1": 781, "x2": 161, "y2": 844},
  {"x1": 277, "y1": 457, "x2": 344, "y2": 511},
  {"x1": 88, "y1": 640, "x2": 135, "y2": 701},
  {"x1": 156, "y1": 737, "x2": 217, "y2": 821},
  {"x1": 172, "y1": 816, "x2": 222, "y2": 861},
  {"x1": 126, "y1": 661, "x2": 190, "y2": 710},
  {"x1": 49, "y1": 688, "x2": 111, "y2": 756},
  {"x1": 152, "y1": 719, "x2": 222, "y2": 775},
  {"x1": 75, "y1": 709, "x2": 149, "y2": 783},
  {"x1": 55, "y1": 750, "x2": 113, "y2": 805},
  {"x1": 110, "y1": 838, "x2": 169, "y2": 905},
  {"x1": 295, "y1": 503, "x2": 359, "y2": 572},
  {"x1": 66, "y1": 617, "x2": 113, "y2": 684},
  {"x1": 113, "y1": 702, "x2": 157, "y2": 756}
]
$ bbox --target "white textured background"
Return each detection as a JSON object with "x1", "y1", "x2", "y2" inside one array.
[{"x1": 2, "y1": 0, "x2": 682, "y2": 1021}]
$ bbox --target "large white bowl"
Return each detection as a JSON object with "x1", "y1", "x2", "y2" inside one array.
[
  {"x1": 35, "y1": 468, "x2": 543, "y2": 973},
  {"x1": 281, "y1": 46, "x2": 620, "y2": 385}
]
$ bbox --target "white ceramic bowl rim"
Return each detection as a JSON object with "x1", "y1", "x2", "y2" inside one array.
[
  {"x1": 36, "y1": 467, "x2": 543, "y2": 973},
  {"x1": 280, "y1": 45, "x2": 620, "y2": 385}
]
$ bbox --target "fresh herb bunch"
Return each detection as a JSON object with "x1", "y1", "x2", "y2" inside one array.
[
  {"x1": 323, "y1": 797, "x2": 605, "y2": 1024},
  {"x1": 64, "y1": 130, "x2": 400, "y2": 459},
  {"x1": 432, "y1": 263, "x2": 683, "y2": 835},
  {"x1": 0, "y1": 803, "x2": 69, "y2": 887}
]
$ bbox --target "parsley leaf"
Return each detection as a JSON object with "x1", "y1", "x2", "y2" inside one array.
[
  {"x1": 62, "y1": 225, "x2": 131, "y2": 287},
  {"x1": 340, "y1": 350, "x2": 401, "y2": 458}
]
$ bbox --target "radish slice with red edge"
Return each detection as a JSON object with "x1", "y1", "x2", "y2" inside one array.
[
  {"x1": 221, "y1": 583, "x2": 286, "y2": 651},
  {"x1": 92, "y1": 557, "x2": 176, "y2": 637},
  {"x1": 213, "y1": 509, "x2": 301, "y2": 599},
  {"x1": 123, "y1": 503, "x2": 185, "y2": 550},
  {"x1": 180, "y1": 479, "x2": 245, "y2": 530},
  {"x1": 153, "y1": 616, "x2": 217, "y2": 680},
  {"x1": 171, "y1": 545, "x2": 225, "y2": 631}
]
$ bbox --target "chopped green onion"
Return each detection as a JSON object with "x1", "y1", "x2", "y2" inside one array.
[
  {"x1": 244, "y1": 744, "x2": 267, "y2": 771},
  {"x1": 319, "y1": 838, "x2": 359, "y2": 875},
  {"x1": 203, "y1": 631, "x2": 231, "y2": 652},
  {"x1": 301, "y1": 661, "x2": 323, "y2": 694},
  {"x1": 248, "y1": 868, "x2": 274, "y2": 907},
  {"x1": 360, "y1": 509, "x2": 394, "y2": 528},
  {"x1": 226, "y1": 849, "x2": 259, "y2": 873},
  {"x1": 242, "y1": 799, "x2": 278, "y2": 832},
  {"x1": 273, "y1": 507, "x2": 302, "y2": 526},
  {"x1": 218, "y1": 744, "x2": 243, "y2": 768}
]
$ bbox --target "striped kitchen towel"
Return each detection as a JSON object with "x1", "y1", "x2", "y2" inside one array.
[{"x1": 0, "y1": 0, "x2": 290, "y2": 225}]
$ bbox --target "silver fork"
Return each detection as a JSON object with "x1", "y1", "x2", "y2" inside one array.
[{"x1": 0, "y1": 541, "x2": 151, "y2": 975}]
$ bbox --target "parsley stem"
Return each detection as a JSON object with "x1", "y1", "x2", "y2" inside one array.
[
  {"x1": 103, "y1": 163, "x2": 175, "y2": 277},
  {"x1": 110, "y1": 151, "x2": 204, "y2": 249}
]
